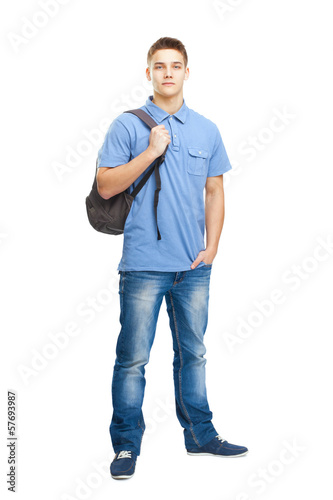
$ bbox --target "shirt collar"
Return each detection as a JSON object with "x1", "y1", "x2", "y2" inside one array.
[{"x1": 144, "y1": 95, "x2": 188, "y2": 124}]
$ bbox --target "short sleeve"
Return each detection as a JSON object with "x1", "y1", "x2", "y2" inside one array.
[
  {"x1": 97, "y1": 118, "x2": 131, "y2": 168},
  {"x1": 207, "y1": 125, "x2": 232, "y2": 177}
]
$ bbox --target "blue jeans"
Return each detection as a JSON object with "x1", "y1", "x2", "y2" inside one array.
[{"x1": 110, "y1": 265, "x2": 218, "y2": 455}]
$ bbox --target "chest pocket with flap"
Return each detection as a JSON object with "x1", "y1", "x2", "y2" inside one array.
[{"x1": 187, "y1": 148, "x2": 209, "y2": 175}]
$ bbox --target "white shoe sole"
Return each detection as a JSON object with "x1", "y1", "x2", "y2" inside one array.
[
  {"x1": 111, "y1": 474, "x2": 134, "y2": 479},
  {"x1": 187, "y1": 450, "x2": 248, "y2": 458}
]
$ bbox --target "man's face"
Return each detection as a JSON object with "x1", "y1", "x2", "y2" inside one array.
[{"x1": 146, "y1": 49, "x2": 189, "y2": 98}]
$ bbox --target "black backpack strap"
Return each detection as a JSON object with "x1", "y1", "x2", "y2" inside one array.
[
  {"x1": 153, "y1": 159, "x2": 162, "y2": 240},
  {"x1": 124, "y1": 108, "x2": 169, "y2": 165},
  {"x1": 123, "y1": 108, "x2": 168, "y2": 240},
  {"x1": 130, "y1": 162, "x2": 156, "y2": 198},
  {"x1": 124, "y1": 108, "x2": 159, "y2": 129}
]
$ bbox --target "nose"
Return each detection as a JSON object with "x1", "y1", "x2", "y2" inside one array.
[{"x1": 164, "y1": 66, "x2": 173, "y2": 78}]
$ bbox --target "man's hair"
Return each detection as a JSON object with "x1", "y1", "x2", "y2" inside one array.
[{"x1": 147, "y1": 37, "x2": 188, "y2": 68}]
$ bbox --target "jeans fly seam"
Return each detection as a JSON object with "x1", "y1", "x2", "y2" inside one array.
[
  {"x1": 168, "y1": 290, "x2": 200, "y2": 448},
  {"x1": 173, "y1": 271, "x2": 186, "y2": 286}
]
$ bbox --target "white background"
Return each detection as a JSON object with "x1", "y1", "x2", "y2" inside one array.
[{"x1": 1, "y1": 0, "x2": 332, "y2": 499}]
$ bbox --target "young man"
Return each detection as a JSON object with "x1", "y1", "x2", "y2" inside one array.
[{"x1": 97, "y1": 37, "x2": 248, "y2": 480}]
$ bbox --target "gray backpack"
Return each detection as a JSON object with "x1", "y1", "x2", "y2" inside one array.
[{"x1": 85, "y1": 109, "x2": 168, "y2": 240}]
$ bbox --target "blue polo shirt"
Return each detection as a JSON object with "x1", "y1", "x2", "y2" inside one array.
[{"x1": 97, "y1": 95, "x2": 232, "y2": 271}]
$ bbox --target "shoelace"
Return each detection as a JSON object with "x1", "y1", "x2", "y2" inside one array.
[
  {"x1": 117, "y1": 450, "x2": 132, "y2": 459},
  {"x1": 216, "y1": 435, "x2": 226, "y2": 443}
]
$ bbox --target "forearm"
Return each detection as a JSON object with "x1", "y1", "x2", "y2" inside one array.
[
  {"x1": 97, "y1": 146, "x2": 157, "y2": 199},
  {"x1": 205, "y1": 190, "x2": 225, "y2": 256}
]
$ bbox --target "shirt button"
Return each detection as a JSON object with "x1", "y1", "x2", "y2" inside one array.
[
  {"x1": 170, "y1": 117, "x2": 173, "y2": 120},
  {"x1": 199, "y1": 151, "x2": 202, "y2": 154},
  {"x1": 174, "y1": 134, "x2": 177, "y2": 137}
]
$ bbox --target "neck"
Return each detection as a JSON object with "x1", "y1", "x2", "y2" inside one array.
[{"x1": 152, "y1": 92, "x2": 184, "y2": 115}]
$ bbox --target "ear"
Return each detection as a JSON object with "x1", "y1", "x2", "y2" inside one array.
[
  {"x1": 146, "y1": 67, "x2": 151, "y2": 81},
  {"x1": 184, "y1": 67, "x2": 190, "y2": 81}
]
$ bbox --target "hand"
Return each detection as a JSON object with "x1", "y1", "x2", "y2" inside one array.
[
  {"x1": 191, "y1": 248, "x2": 217, "y2": 269},
  {"x1": 147, "y1": 125, "x2": 171, "y2": 158}
]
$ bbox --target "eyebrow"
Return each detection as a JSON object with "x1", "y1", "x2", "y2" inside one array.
[{"x1": 154, "y1": 61, "x2": 183, "y2": 65}]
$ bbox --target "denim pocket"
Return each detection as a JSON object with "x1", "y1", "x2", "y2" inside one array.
[{"x1": 187, "y1": 148, "x2": 209, "y2": 175}]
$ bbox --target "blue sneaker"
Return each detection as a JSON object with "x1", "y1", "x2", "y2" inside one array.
[
  {"x1": 187, "y1": 435, "x2": 248, "y2": 457},
  {"x1": 110, "y1": 450, "x2": 137, "y2": 479}
]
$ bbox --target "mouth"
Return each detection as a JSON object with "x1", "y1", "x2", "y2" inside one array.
[{"x1": 162, "y1": 82, "x2": 175, "y2": 86}]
